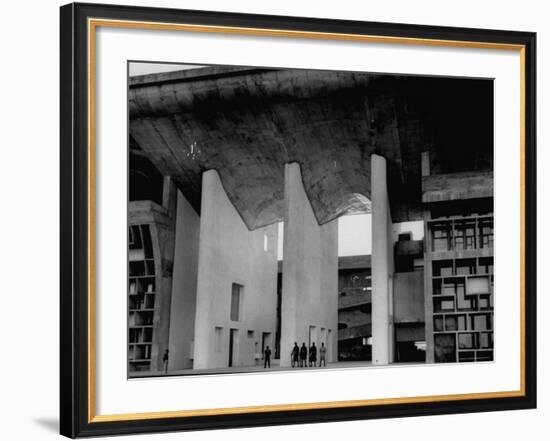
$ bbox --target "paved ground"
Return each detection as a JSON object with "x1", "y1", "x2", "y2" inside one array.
[{"x1": 130, "y1": 360, "x2": 378, "y2": 378}]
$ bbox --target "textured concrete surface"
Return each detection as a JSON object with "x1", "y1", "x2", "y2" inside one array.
[
  {"x1": 422, "y1": 171, "x2": 494, "y2": 203},
  {"x1": 168, "y1": 190, "x2": 200, "y2": 370},
  {"x1": 129, "y1": 67, "x2": 494, "y2": 229},
  {"x1": 371, "y1": 154, "x2": 393, "y2": 365},
  {"x1": 193, "y1": 170, "x2": 278, "y2": 369},
  {"x1": 280, "y1": 163, "x2": 338, "y2": 367},
  {"x1": 393, "y1": 271, "x2": 425, "y2": 324}
]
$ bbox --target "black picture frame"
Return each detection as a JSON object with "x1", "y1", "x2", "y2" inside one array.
[{"x1": 60, "y1": 2, "x2": 537, "y2": 438}]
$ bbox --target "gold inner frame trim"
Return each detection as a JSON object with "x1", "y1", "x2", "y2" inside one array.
[{"x1": 87, "y1": 17, "x2": 527, "y2": 424}]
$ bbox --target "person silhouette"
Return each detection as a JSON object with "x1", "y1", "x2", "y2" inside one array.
[
  {"x1": 263, "y1": 345, "x2": 272, "y2": 368},
  {"x1": 291, "y1": 342, "x2": 300, "y2": 367},
  {"x1": 309, "y1": 342, "x2": 317, "y2": 367},
  {"x1": 319, "y1": 342, "x2": 327, "y2": 367},
  {"x1": 300, "y1": 342, "x2": 308, "y2": 367}
]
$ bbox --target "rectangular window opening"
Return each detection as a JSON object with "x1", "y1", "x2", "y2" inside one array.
[
  {"x1": 214, "y1": 326, "x2": 223, "y2": 352},
  {"x1": 231, "y1": 283, "x2": 243, "y2": 321}
]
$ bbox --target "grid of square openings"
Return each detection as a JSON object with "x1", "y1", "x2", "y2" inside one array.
[
  {"x1": 430, "y1": 216, "x2": 493, "y2": 252},
  {"x1": 432, "y1": 255, "x2": 494, "y2": 363},
  {"x1": 128, "y1": 224, "x2": 156, "y2": 372},
  {"x1": 429, "y1": 214, "x2": 494, "y2": 363}
]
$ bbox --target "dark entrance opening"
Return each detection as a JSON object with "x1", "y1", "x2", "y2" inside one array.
[
  {"x1": 395, "y1": 341, "x2": 426, "y2": 362},
  {"x1": 228, "y1": 328, "x2": 237, "y2": 367}
]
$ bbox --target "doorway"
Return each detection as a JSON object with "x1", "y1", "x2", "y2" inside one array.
[
  {"x1": 308, "y1": 325, "x2": 317, "y2": 348},
  {"x1": 228, "y1": 328, "x2": 238, "y2": 367},
  {"x1": 261, "y1": 332, "x2": 272, "y2": 354}
]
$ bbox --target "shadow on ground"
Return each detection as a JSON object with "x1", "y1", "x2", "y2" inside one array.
[{"x1": 32, "y1": 417, "x2": 58, "y2": 433}]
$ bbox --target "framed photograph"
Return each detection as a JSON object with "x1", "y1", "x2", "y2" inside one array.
[{"x1": 60, "y1": 2, "x2": 537, "y2": 438}]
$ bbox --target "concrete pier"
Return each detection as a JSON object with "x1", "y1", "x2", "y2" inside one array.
[
  {"x1": 280, "y1": 163, "x2": 338, "y2": 367},
  {"x1": 371, "y1": 154, "x2": 394, "y2": 365},
  {"x1": 168, "y1": 191, "x2": 200, "y2": 370}
]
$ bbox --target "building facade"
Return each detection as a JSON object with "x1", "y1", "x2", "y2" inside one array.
[
  {"x1": 337, "y1": 256, "x2": 372, "y2": 361},
  {"x1": 421, "y1": 155, "x2": 494, "y2": 363}
]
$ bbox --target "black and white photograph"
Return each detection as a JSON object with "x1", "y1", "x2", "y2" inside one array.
[{"x1": 128, "y1": 62, "x2": 494, "y2": 377}]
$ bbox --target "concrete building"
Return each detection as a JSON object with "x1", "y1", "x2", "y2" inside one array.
[
  {"x1": 127, "y1": 65, "x2": 494, "y2": 375},
  {"x1": 421, "y1": 155, "x2": 494, "y2": 363},
  {"x1": 336, "y1": 237, "x2": 425, "y2": 364},
  {"x1": 337, "y1": 255, "x2": 372, "y2": 361}
]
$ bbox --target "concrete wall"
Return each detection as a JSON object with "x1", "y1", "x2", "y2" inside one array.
[
  {"x1": 393, "y1": 271, "x2": 425, "y2": 324},
  {"x1": 422, "y1": 171, "x2": 493, "y2": 203},
  {"x1": 280, "y1": 163, "x2": 338, "y2": 366},
  {"x1": 193, "y1": 170, "x2": 278, "y2": 369},
  {"x1": 168, "y1": 190, "x2": 200, "y2": 370}
]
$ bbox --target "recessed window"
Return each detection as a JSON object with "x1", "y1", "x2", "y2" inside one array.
[
  {"x1": 458, "y1": 333, "x2": 475, "y2": 349},
  {"x1": 433, "y1": 260, "x2": 453, "y2": 277},
  {"x1": 478, "y1": 218, "x2": 494, "y2": 249},
  {"x1": 478, "y1": 257, "x2": 494, "y2": 274},
  {"x1": 434, "y1": 315, "x2": 444, "y2": 332},
  {"x1": 214, "y1": 327, "x2": 223, "y2": 352},
  {"x1": 445, "y1": 315, "x2": 458, "y2": 331},
  {"x1": 434, "y1": 298, "x2": 455, "y2": 313},
  {"x1": 431, "y1": 222, "x2": 452, "y2": 251},
  {"x1": 456, "y1": 259, "x2": 476, "y2": 275},
  {"x1": 467, "y1": 276, "x2": 490, "y2": 294},
  {"x1": 230, "y1": 283, "x2": 243, "y2": 321},
  {"x1": 454, "y1": 220, "x2": 476, "y2": 250}
]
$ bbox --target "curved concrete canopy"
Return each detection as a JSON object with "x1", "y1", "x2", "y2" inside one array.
[{"x1": 129, "y1": 67, "x2": 493, "y2": 229}]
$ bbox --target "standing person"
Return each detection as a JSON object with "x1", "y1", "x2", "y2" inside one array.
[
  {"x1": 291, "y1": 342, "x2": 300, "y2": 368},
  {"x1": 162, "y1": 349, "x2": 169, "y2": 374},
  {"x1": 300, "y1": 342, "x2": 308, "y2": 367},
  {"x1": 309, "y1": 342, "x2": 317, "y2": 367},
  {"x1": 319, "y1": 342, "x2": 327, "y2": 367},
  {"x1": 263, "y1": 345, "x2": 272, "y2": 368}
]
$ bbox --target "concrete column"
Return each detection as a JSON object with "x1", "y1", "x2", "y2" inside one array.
[
  {"x1": 168, "y1": 190, "x2": 200, "y2": 371},
  {"x1": 280, "y1": 163, "x2": 338, "y2": 367},
  {"x1": 193, "y1": 171, "x2": 219, "y2": 369},
  {"x1": 371, "y1": 154, "x2": 393, "y2": 365}
]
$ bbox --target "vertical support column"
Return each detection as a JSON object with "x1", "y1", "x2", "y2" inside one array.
[
  {"x1": 151, "y1": 177, "x2": 177, "y2": 371},
  {"x1": 423, "y1": 221, "x2": 435, "y2": 364},
  {"x1": 280, "y1": 163, "x2": 338, "y2": 367},
  {"x1": 422, "y1": 151, "x2": 434, "y2": 363},
  {"x1": 371, "y1": 154, "x2": 393, "y2": 365},
  {"x1": 168, "y1": 190, "x2": 200, "y2": 371},
  {"x1": 320, "y1": 221, "x2": 339, "y2": 363},
  {"x1": 280, "y1": 163, "x2": 305, "y2": 367},
  {"x1": 193, "y1": 171, "x2": 218, "y2": 369}
]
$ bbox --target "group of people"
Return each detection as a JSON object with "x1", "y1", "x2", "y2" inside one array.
[
  {"x1": 262, "y1": 342, "x2": 328, "y2": 368},
  {"x1": 291, "y1": 342, "x2": 327, "y2": 368}
]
